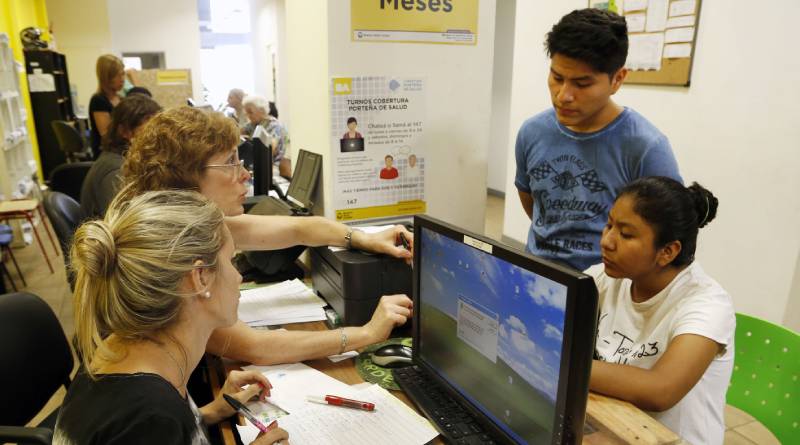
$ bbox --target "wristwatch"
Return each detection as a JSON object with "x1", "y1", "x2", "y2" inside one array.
[{"x1": 344, "y1": 228, "x2": 354, "y2": 250}]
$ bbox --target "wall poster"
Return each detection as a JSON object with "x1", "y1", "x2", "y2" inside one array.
[{"x1": 331, "y1": 76, "x2": 426, "y2": 222}]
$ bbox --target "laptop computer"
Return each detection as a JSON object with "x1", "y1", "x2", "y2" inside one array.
[
  {"x1": 248, "y1": 149, "x2": 322, "y2": 217},
  {"x1": 394, "y1": 215, "x2": 598, "y2": 444},
  {"x1": 340, "y1": 137, "x2": 365, "y2": 152}
]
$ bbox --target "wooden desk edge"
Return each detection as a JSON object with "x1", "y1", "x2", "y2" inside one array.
[{"x1": 206, "y1": 322, "x2": 683, "y2": 445}]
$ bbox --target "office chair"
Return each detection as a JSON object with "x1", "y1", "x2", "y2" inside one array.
[
  {"x1": 727, "y1": 313, "x2": 799, "y2": 444},
  {"x1": 48, "y1": 161, "x2": 93, "y2": 203},
  {"x1": 42, "y1": 191, "x2": 84, "y2": 288},
  {"x1": 0, "y1": 291, "x2": 74, "y2": 444},
  {"x1": 50, "y1": 120, "x2": 91, "y2": 163}
]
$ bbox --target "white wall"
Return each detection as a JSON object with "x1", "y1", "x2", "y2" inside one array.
[
  {"x1": 321, "y1": 0, "x2": 497, "y2": 233},
  {"x1": 785, "y1": 253, "x2": 800, "y2": 331},
  {"x1": 46, "y1": 0, "x2": 112, "y2": 110},
  {"x1": 282, "y1": 0, "x2": 330, "y2": 212},
  {"x1": 486, "y1": 0, "x2": 515, "y2": 194},
  {"x1": 250, "y1": 0, "x2": 278, "y2": 102},
  {"x1": 107, "y1": 0, "x2": 203, "y2": 101},
  {"x1": 273, "y1": 0, "x2": 289, "y2": 131},
  {"x1": 502, "y1": 1, "x2": 800, "y2": 326}
]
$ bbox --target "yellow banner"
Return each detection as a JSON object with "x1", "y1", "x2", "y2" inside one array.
[
  {"x1": 351, "y1": 0, "x2": 478, "y2": 45},
  {"x1": 156, "y1": 70, "x2": 190, "y2": 85},
  {"x1": 335, "y1": 200, "x2": 427, "y2": 221}
]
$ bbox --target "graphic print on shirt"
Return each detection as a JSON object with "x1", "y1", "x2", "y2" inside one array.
[
  {"x1": 530, "y1": 154, "x2": 609, "y2": 255},
  {"x1": 595, "y1": 313, "x2": 661, "y2": 365}
]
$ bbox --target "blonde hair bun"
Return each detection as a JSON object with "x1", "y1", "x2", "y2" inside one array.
[{"x1": 72, "y1": 221, "x2": 118, "y2": 278}]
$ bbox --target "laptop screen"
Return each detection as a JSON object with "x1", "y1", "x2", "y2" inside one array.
[{"x1": 417, "y1": 225, "x2": 571, "y2": 444}]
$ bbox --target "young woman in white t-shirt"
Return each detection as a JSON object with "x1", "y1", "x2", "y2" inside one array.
[{"x1": 586, "y1": 176, "x2": 735, "y2": 445}]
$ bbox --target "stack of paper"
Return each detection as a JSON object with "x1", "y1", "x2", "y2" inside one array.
[
  {"x1": 236, "y1": 363, "x2": 438, "y2": 445},
  {"x1": 238, "y1": 279, "x2": 327, "y2": 326}
]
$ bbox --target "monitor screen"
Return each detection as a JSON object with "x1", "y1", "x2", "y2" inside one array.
[
  {"x1": 286, "y1": 149, "x2": 321, "y2": 207},
  {"x1": 417, "y1": 226, "x2": 571, "y2": 444}
]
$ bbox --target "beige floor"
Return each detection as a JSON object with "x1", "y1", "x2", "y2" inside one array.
[{"x1": 6, "y1": 194, "x2": 780, "y2": 444}]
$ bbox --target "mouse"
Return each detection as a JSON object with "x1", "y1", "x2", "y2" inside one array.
[{"x1": 371, "y1": 344, "x2": 413, "y2": 368}]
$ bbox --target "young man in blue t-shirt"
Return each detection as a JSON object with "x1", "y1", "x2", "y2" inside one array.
[{"x1": 515, "y1": 8, "x2": 682, "y2": 271}]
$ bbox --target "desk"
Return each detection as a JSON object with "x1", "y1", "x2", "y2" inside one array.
[{"x1": 205, "y1": 321, "x2": 684, "y2": 445}]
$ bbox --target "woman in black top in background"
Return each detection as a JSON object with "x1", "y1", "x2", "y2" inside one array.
[{"x1": 88, "y1": 54, "x2": 124, "y2": 154}]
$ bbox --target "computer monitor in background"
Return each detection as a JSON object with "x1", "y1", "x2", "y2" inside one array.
[
  {"x1": 411, "y1": 215, "x2": 598, "y2": 444},
  {"x1": 251, "y1": 136, "x2": 273, "y2": 196},
  {"x1": 238, "y1": 136, "x2": 273, "y2": 197}
]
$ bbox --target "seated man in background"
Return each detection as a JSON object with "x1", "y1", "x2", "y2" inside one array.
[
  {"x1": 80, "y1": 94, "x2": 162, "y2": 218},
  {"x1": 242, "y1": 94, "x2": 289, "y2": 171},
  {"x1": 514, "y1": 8, "x2": 682, "y2": 271}
]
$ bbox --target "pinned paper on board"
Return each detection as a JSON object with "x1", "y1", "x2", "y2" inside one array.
[
  {"x1": 591, "y1": 0, "x2": 702, "y2": 85},
  {"x1": 645, "y1": 0, "x2": 669, "y2": 32},
  {"x1": 666, "y1": 15, "x2": 695, "y2": 28},
  {"x1": 624, "y1": 0, "x2": 648, "y2": 12},
  {"x1": 626, "y1": 13, "x2": 647, "y2": 33},
  {"x1": 626, "y1": 33, "x2": 665, "y2": 71},
  {"x1": 669, "y1": 0, "x2": 696, "y2": 17},
  {"x1": 664, "y1": 43, "x2": 693, "y2": 59},
  {"x1": 665, "y1": 27, "x2": 695, "y2": 43}
]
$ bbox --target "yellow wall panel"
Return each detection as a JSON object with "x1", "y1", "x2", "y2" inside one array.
[{"x1": 0, "y1": 0, "x2": 52, "y2": 179}]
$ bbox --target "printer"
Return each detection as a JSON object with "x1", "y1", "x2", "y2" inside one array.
[{"x1": 310, "y1": 246, "x2": 412, "y2": 327}]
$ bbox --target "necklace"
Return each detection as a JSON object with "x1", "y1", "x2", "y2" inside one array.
[{"x1": 158, "y1": 342, "x2": 186, "y2": 391}]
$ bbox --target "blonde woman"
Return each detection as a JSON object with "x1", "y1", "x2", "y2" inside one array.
[
  {"x1": 121, "y1": 107, "x2": 413, "y2": 366},
  {"x1": 89, "y1": 54, "x2": 125, "y2": 153},
  {"x1": 53, "y1": 190, "x2": 288, "y2": 444}
]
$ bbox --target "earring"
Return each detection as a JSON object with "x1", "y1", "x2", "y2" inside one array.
[{"x1": 203, "y1": 291, "x2": 211, "y2": 299}]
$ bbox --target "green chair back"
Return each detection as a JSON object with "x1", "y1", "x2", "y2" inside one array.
[{"x1": 727, "y1": 313, "x2": 799, "y2": 443}]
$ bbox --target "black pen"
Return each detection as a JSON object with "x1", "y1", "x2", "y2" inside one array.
[
  {"x1": 223, "y1": 393, "x2": 277, "y2": 433},
  {"x1": 399, "y1": 232, "x2": 411, "y2": 251}
]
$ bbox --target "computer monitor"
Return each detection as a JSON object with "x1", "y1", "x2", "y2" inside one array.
[
  {"x1": 412, "y1": 215, "x2": 598, "y2": 444},
  {"x1": 285, "y1": 149, "x2": 321, "y2": 209},
  {"x1": 238, "y1": 136, "x2": 273, "y2": 197}
]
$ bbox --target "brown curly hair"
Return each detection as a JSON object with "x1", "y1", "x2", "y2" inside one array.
[{"x1": 119, "y1": 106, "x2": 239, "y2": 199}]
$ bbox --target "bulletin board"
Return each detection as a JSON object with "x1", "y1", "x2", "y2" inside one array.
[
  {"x1": 590, "y1": 0, "x2": 702, "y2": 86},
  {"x1": 135, "y1": 69, "x2": 193, "y2": 109}
]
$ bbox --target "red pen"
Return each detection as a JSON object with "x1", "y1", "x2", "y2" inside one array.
[{"x1": 306, "y1": 394, "x2": 376, "y2": 411}]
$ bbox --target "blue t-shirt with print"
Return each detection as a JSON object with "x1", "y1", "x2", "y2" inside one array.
[{"x1": 514, "y1": 107, "x2": 682, "y2": 271}]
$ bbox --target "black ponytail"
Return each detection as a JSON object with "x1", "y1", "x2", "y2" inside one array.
[{"x1": 618, "y1": 177, "x2": 718, "y2": 266}]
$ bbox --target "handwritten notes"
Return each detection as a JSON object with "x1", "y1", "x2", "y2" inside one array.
[{"x1": 237, "y1": 380, "x2": 438, "y2": 445}]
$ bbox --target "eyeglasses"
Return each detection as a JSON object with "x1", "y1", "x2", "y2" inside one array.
[{"x1": 205, "y1": 152, "x2": 246, "y2": 182}]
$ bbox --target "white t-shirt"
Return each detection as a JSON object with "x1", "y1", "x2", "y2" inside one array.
[
  {"x1": 585, "y1": 262, "x2": 735, "y2": 445},
  {"x1": 406, "y1": 164, "x2": 421, "y2": 179}
]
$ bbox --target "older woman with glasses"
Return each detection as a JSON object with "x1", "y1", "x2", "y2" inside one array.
[{"x1": 119, "y1": 106, "x2": 413, "y2": 366}]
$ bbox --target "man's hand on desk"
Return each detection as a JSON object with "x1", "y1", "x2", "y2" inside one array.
[
  {"x1": 364, "y1": 294, "x2": 414, "y2": 343},
  {"x1": 201, "y1": 370, "x2": 273, "y2": 424},
  {"x1": 353, "y1": 225, "x2": 414, "y2": 265}
]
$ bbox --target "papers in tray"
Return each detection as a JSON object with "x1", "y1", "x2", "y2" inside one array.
[
  {"x1": 238, "y1": 279, "x2": 326, "y2": 327},
  {"x1": 236, "y1": 363, "x2": 438, "y2": 445}
]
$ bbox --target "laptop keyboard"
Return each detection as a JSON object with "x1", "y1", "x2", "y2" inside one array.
[{"x1": 394, "y1": 366, "x2": 498, "y2": 445}]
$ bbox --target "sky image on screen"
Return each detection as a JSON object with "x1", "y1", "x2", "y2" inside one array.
[{"x1": 418, "y1": 228, "x2": 568, "y2": 442}]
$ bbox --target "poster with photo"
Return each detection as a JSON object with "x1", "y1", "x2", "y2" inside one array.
[{"x1": 331, "y1": 76, "x2": 426, "y2": 221}]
